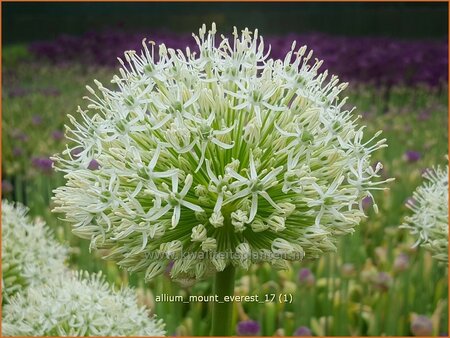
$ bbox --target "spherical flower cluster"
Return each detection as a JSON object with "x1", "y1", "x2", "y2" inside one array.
[
  {"x1": 294, "y1": 326, "x2": 313, "y2": 336},
  {"x1": 236, "y1": 320, "x2": 261, "y2": 336},
  {"x1": 410, "y1": 314, "x2": 433, "y2": 336},
  {"x1": 2, "y1": 270, "x2": 166, "y2": 336},
  {"x1": 401, "y1": 163, "x2": 448, "y2": 262},
  {"x1": 53, "y1": 24, "x2": 391, "y2": 282},
  {"x1": 1, "y1": 200, "x2": 68, "y2": 301}
]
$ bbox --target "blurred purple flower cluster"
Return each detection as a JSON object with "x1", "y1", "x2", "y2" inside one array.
[
  {"x1": 7, "y1": 86, "x2": 61, "y2": 99},
  {"x1": 31, "y1": 156, "x2": 54, "y2": 174},
  {"x1": 236, "y1": 320, "x2": 260, "y2": 336},
  {"x1": 29, "y1": 29, "x2": 447, "y2": 86}
]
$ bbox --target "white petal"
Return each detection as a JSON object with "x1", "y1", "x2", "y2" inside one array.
[
  {"x1": 150, "y1": 114, "x2": 172, "y2": 130},
  {"x1": 180, "y1": 200, "x2": 204, "y2": 212},
  {"x1": 231, "y1": 102, "x2": 248, "y2": 110},
  {"x1": 183, "y1": 90, "x2": 200, "y2": 108},
  {"x1": 180, "y1": 174, "x2": 193, "y2": 196},
  {"x1": 172, "y1": 175, "x2": 179, "y2": 193},
  {"x1": 148, "y1": 146, "x2": 161, "y2": 170},
  {"x1": 261, "y1": 166, "x2": 283, "y2": 185},
  {"x1": 213, "y1": 193, "x2": 224, "y2": 213},
  {"x1": 153, "y1": 169, "x2": 179, "y2": 178},
  {"x1": 249, "y1": 155, "x2": 258, "y2": 180},
  {"x1": 195, "y1": 143, "x2": 208, "y2": 172},
  {"x1": 211, "y1": 138, "x2": 234, "y2": 149},
  {"x1": 172, "y1": 205, "x2": 181, "y2": 228},
  {"x1": 226, "y1": 167, "x2": 247, "y2": 182},
  {"x1": 259, "y1": 191, "x2": 283, "y2": 211},
  {"x1": 274, "y1": 122, "x2": 296, "y2": 138},
  {"x1": 205, "y1": 159, "x2": 218, "y2": 183},
  {"x1": 147, "y1": 204, "x2": 172, "y2": 221},
  {"x1": 248, "y1": 193, "x2": 258, "y2": 223},
  {"x1": 223, "y1": 188, "x2": 251, "y2": 205}
]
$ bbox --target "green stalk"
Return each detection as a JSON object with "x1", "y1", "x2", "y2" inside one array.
[{"x1": 211, "y1": 264, "x2": 236, "y2": 336}]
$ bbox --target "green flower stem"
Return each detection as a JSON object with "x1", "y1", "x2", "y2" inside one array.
[{"x1": 211, "y1": 264, "x2": 236, "y2": 336}]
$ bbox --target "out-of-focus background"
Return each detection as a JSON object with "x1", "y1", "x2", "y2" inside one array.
[
  {"x1": 2, "y1": 2, "x2": 448, "y2": 336},
  {"x1": 3, "y1": 2, "x2": 448, "y2": 43}
]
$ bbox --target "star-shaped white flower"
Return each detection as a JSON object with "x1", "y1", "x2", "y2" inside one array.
[
  {"x1": 225, "y1": 154, "x2": 283, "y2": 222},
  {"x1": 148, "y1": 174, "x2": 204, "y2": 228}
]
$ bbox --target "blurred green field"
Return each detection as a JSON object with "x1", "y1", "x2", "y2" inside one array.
[{"x1": 2, "y1": 45, "x2": 448, "y2": 336}]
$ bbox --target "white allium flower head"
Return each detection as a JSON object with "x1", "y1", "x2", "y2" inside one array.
[
  {"x1": 401, "y1": 162, "x2": 448, "y2": 262},
  {"x1": 2, "y1": 270, "x2": 166, "y2": 336},
  {"x1": 53, "y1": 24, "x2": 392, "y2": 282},
  {"x1": 1, "y1": 200, "x2": 68, "y2": 301}
]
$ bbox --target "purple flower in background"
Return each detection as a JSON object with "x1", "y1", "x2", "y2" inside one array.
[
  {"x1": 8, "y1": 87, "x2": 29, "y2": 98},
  {"x1": 164, "y1": 261, "x2": 174, "y2": 277},
  {"x1": 88, "y1": 159, "x2": 100, "y2": 170},
  {"x1": 12, "y1": 147, "x2": 23, "y2": 157},
  {"x1": 51, "y1": 130, "x2": 65, "y2": 141},
  {"x1": 236, "y1": 320, "x2": 260, "y2": 336},
  {"x1": 2, "y1": 180, "x2": 13, "y2": 194},
  {"x1": 418, "y1": 111, "x2": 431, "y2": 121},
  {"x1": 32, "y1": 156, "x2": 54, "y2": 174},
  {"x1": 341, "y1": 263, "x2": 356, "y2": 278},
  {"x1": 32, "y1": 115, "x2": 43, "y2": 126},
  {"x1": 28, "y1": 29, "x2": 448, "y2": 87},
  {"x1": 393, "y1": 253, "x2": 410, "y2": 273},
  {"x1": 371, "y1": 271, "x2": 392, "y2": 292},
  {"x1": 298, "y1": 268, "x2": 315, "y2": 287},
  {"x1": 362, "y1": 195, "x2": 373, "y2": 212},
  {"x1": 403, "y1": 124, "x2": 413, "y2": 133},
  {"x1": 293, "y1": 326, "x2": 312, "y2": 336},
  {"x1": 11, "y1": 130, "x2": 28, "y2": 142},
  {"x1": 70, "y1": 147, "x2": 83, "y2": 158},
  {"x1": 40, "y1": 87, "x2": 61, "y2": 97},
  {"x1": 404, "y1": 151, "x2": 421, "y2": 163},
  {"x1": 411, "y1": 315, "x2": 433, "y2": 336}
]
